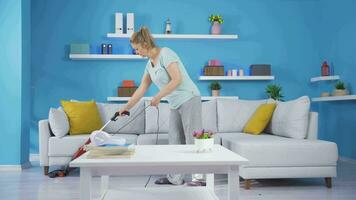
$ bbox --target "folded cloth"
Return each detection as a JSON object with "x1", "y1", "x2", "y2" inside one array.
[{"x1": 84, "y1": 145, "x2": 135, "y2": 159}]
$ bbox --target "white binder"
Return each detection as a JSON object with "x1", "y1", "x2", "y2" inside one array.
[
  {"x1": 127, "y1": 13, "x2": 134, "y2": 35},
  {"x1": 115, "y1": 13, "x2": 123, "y2": 34}
]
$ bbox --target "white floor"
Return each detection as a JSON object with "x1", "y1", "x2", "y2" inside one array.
[{"x1": 1, "y1": 161, "x2": 356, "y2": 200}]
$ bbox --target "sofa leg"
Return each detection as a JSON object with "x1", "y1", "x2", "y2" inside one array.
[
  {"x1": 244, "y1": 179, "x2": 251, "y2": 190},
  {"x1": 44, "y1": 166, "x2": 49, "y2": 175},
  {"x1": 325, "y1": 177, "x2": 332, "y2": 188}
]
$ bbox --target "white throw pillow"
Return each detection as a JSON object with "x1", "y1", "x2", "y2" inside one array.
[
  {"x1": 48, "y1": 108, "x2": 69, "y2": 138},
  {"x1": 145, "y1": 101, "x2": 170, "y2": 133},
  {"x1": 217, "y1": 98, "x2": 266, "y2": 132},
  {"x1": 96, "y1": 101, "x2": 145, "y2": 134},
  {"x1": 267, "y1": 96, "x2": 310, "y2": 139},
  {"x1": 202, "y1": 99, "x2": 218, "y2": 133}
]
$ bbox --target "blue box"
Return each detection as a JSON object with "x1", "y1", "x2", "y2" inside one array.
[{"x1": 70, "y1": 44, "x2": 90, "y2": 54}]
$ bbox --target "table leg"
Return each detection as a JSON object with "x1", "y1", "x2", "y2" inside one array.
[
  {"x1": 80, "y1": 168, "x2": 92, "y2": 200},
  {"x1": 206, "y1": 174, "x2": 214, "y2": 193},
  {"x1": 101, "y1": 176, "x2": 110, "y2": 197},
  {"x1": 228, "y1": 166, "x2": 239, "y2": 200}
]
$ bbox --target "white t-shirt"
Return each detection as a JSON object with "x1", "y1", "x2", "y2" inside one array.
[{"x1": 144, "y1": 47, "x2": 200, "y2": 109}]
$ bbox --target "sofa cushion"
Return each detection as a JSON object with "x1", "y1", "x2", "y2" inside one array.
[
  {"x1": 267, "y1": 96, "x2": 310, "y2": 139},
  {"x1": 61, "y1": 100, "x2": 103, "y2": 135},
  {"x1": 48, "y1": 108, "x2": 69, "y2": 138},
  {"x1": 243, "y1": 103, "x2": 276, "y2": 135},
  {"x1": 48, "y1": 134, "x2": 138, "y2": 156},
  {"x1": 145, "y1": 101, "x2": 170, "y2": 133},
  {"x1": 219, "y1": 132, "x2": 338, "y2": 167},
  {"x1": 202, "y1": 99, "x2": 218, "y2": 133},
  {"x1": 96, "y1": 100, "x2": 145, "y2": 134},
  {"x1": 217, "y1": 99, "x2": 266, "y2": 132},
  {"x1": 137, "y1": 133, "x2": 169, "y2": 145}
]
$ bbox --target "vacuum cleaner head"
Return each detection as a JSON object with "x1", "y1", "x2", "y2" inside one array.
[{"x1": 90, "y1": 130, "x2": 126, "y2": 146}]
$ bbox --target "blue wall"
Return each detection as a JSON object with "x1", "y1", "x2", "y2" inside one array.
[
  {"x1": 29, "y1": 0, "x2": 356, "y2": 161},
  {"x1": 21, "y1": 0, "x2": 31, "y2": 164},
  {"x1": 30, "y1": 0, "x2": 321, "y2": 154},
  {"x1": 315, "y1": 0, "x2": 356, "y2": 160},
  {"x1": 0, "y1": 0, "x2": 30, "y2": 165}
]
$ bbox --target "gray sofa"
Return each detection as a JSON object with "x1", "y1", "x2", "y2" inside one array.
[{"x1": 39, "y1": 97, "x2": 338, "y2": 188}]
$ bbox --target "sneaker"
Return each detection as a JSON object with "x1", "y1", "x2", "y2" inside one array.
[
  {"x1": 186, "y1": 180, "x2": 206, "y2": 186},
  {"x1": 154, "y1": 177, "x2": 173, "y2": 185},
  {"x1": 48, "y1": 170, "x2": 66, "y2": 178}
]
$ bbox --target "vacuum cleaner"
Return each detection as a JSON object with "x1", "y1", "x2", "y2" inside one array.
[
  {"x1": 90, "y1": 111, "x2": 130, "y2": 147},
  {"x1": 49, "y1": 104, "x2": 159, "y2": 178},
  {"x1": 71, "y1": 110, "x2": 131, "y2": 160}
]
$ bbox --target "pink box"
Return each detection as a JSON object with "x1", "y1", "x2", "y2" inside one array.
[{"x1": 208, "y1": 60, "x2": 221, "y2": 66}]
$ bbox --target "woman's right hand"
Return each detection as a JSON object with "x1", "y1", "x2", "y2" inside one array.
[{"x1": 118, "y1": 109, "x2": 130, "y2": 116}]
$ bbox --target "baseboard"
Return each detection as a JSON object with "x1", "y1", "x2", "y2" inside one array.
[
  {"x1": 30, "y1": 153, "x2": 39, "y2": 162},
  {"x1": 0, "y1": 165, "x2": 23, "y2": 171},
  {"x1": 0, "y1": 162, "x2": 32, "y2": 171},
  {"x1": 339, "y1": 157, "x2": 356, "y2": 165}
]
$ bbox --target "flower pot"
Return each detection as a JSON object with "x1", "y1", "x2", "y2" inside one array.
[
  {"x1": 212, "y1": 90, "x2": 220, "y2": 96},
  {"x1": 211, "y1": 21, "x2": 221, "y2": 35},
  {"x1": 194, "y1": 138, "x2": 214, "y2": 153},
  {"x1": 333, "y1": 89, "x2": 349, "y2": 96},
  {"x1": 321, "y1": 92, "x2": 330, "y2": 97}
]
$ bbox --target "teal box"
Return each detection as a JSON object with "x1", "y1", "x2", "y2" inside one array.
[{"x1": 70, "y1": 44, "x2": 90, "y2": 54}]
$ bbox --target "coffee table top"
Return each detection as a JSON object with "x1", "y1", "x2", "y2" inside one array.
[{"x1": 70, "y1": 145, "x2": 248, "y2": 168}]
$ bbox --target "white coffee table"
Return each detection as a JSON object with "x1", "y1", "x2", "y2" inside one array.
[{"x1": 70, "y1": 145, "x2": 248, "y2": 200}]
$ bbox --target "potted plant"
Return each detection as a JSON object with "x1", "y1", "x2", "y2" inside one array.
[
  {"x1": 193, "y1": 129, "x2": 214, "y2": 153},
  {"x1": 209, "y1": 81, "x2": 221, "y2": 96},
  {"x1": 208, "y1": 14, "x2": 224, "y2": 35},
  {"x1": 333, "y1": 81, "x2": 349, "y2": 96},
  {"x1": 266, "y1": 84, "x2": 284, "y2": 101}
]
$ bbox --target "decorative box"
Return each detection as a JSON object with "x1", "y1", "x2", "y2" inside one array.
[
  {"x1": 249, "y1": 64, "x2": 271, "y2": 76},
  {"x1": 122, "y1": 80, "x2": 135, "y2": 87},
  {"x1": 117, "y1": 87, "x2": 138, "y2": 97},
  {"x1": 204, "y1": 66, "x2": 225, "y2": 76},
  {"x1": 70, "y1": 44, "x2": 90, "y2": 54},
  {"x1": 208, "y1": 60, "x2": 221, "y2": 66}
]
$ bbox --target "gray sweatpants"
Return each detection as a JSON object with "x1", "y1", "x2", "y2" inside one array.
[{"x1": 167, "y1": 96, "x2": 202, "y2": 185}]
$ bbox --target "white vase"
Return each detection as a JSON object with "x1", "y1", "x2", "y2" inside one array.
[
  {"x1": 212, "y1": 90, "x2": 220, "y2": 96},
  {"x1": 194, "y1": 138, "x2": 214, "y2": 153},
  {"x1": 211, "y1": 21, "x2": 221, "y2": 35},
  {"x1": 333, "y1": 89, "x2": 349, "y2": 96}
]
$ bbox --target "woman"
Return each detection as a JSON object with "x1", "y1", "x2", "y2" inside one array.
[{"x1": 117, "y1": 27, "x2": 203, "y2": 185}]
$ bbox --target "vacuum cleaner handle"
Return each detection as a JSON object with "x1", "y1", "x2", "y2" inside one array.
[{"x1": 111, "y1": 110, "x2": 130, "y2": 121}]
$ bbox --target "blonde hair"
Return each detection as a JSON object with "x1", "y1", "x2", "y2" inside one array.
[{"x1": 130, "y1": 27, "x2": 156, "y2": 49}]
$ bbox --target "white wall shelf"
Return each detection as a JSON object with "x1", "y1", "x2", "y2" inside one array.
[
  {"x1": 107, "y1": 96, "x2": 238, "y2": 102},
  {"x1": 312, "y1": 95, "x2": 356, "y2": 102},
  {"x1": 310, "y1": 75, "x2": 340, "y2": 82},
  {"x1": 107, "y1": 33, "x2": 238, "y2": 40},
  {"x1": 69, "y1": 54, "x2": 146, "y2": 60},
  {"x1": 199, "y1": 76, "x2": 275, "y2": 81}
]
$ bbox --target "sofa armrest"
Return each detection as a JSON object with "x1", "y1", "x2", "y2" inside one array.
[
  {"x1": 306, "y1": 112, "x2": 318, "y2": 140},
  {"x1": 39, "y1": 119, "x2": 51, "y2": 166}
]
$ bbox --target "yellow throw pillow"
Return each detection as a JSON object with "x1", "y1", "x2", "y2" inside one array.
[
  {"x1": 60, "y1": 100, "x2": 103, "y2": 135},
  {"x1": 243, "y1": 103, "x2": 276, "y2": 135}
]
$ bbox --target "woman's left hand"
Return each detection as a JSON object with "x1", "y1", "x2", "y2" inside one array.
[{"x1": 151, "y1": 96, "x2": 161, "y2": 107}]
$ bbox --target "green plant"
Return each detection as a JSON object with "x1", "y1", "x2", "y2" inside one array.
[
  {"x1": 335, "y1": 81, "x2": 346, "y2": 90},
  {"x1": 209, "y1": 14, "x2": 224, "y2": 24},
  {"x1": 209, "y1": 81, "x2": 221, "y2": 90},
  {"x1": 266, "y1": 84, "x2": 284, "y2": 101}
]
